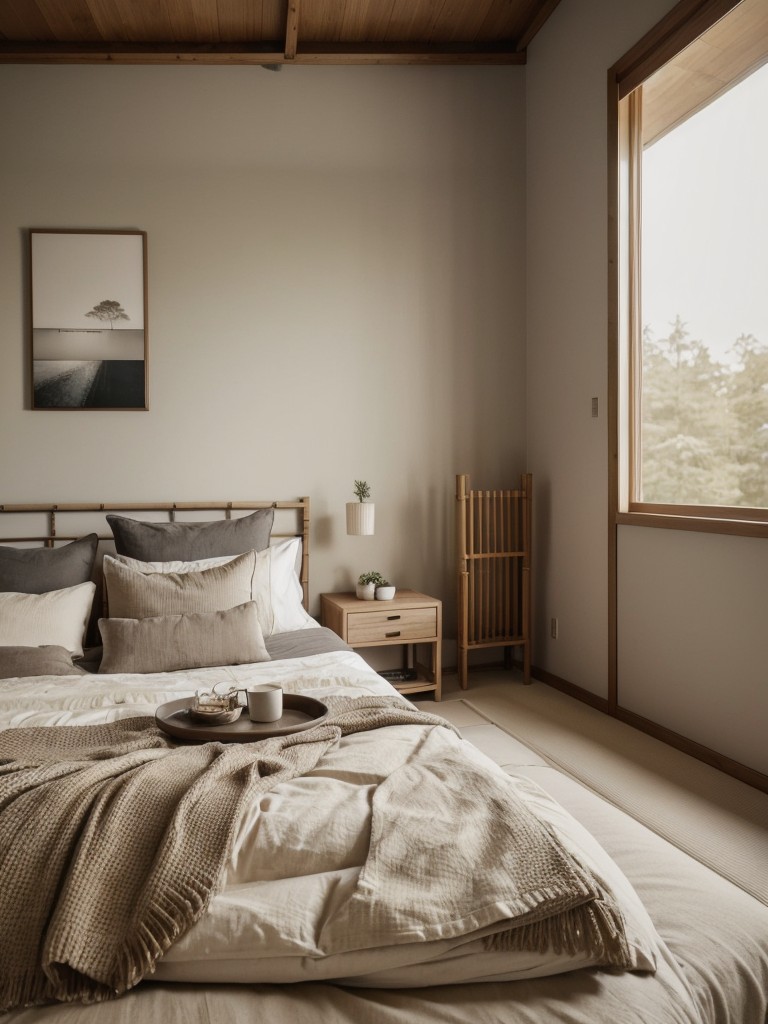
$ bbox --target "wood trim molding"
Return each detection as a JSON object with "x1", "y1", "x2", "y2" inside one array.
[
  {"x1": 606, "y1": 71, "x2": 620, "y2": 714},
  {"x1": 611, "y1": 0, "x2": 744, "y2": 97},
  {"x1": 615, "y1": 704, "x2": 768, "y2": 794},
  {"x1": 532, "y1": 665, "x2": 768, "y2": 794},
  {"x1": 531, "y1": 665, "x2": 610, "y2": 712},
  {"x1": 629, "y1": 502, "x2": 768, "y2": 523},
  {"x1": 617, "y1": 510, "x2": 768, "y2": 539},
  {"x1": 0, "y1": 42, "x2": 527, "y2": 66},
  {"x1": 640, "y1": 0, "x2": 768, "y2": 146}
]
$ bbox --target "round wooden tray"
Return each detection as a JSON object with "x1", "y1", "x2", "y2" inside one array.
[{"x1": 155, "y1": 694, "x2": 328, "y2": 743}]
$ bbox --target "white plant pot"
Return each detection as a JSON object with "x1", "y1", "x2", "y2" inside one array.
[
  {"x1": 356, "y1": 582, "x2": 376, "y2": 600},
  {"x1": 346, "y1": 502, "x2": 375, "y2": 536},
  {"x1": 375, "y1": 586, "x2": 396, "y2": 601}
]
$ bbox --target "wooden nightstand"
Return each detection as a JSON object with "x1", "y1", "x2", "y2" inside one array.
[{"x1": 320, "y1": 589, "x2": 442, "y2": 700}]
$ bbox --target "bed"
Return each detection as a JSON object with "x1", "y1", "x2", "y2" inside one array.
[{"x1": 1, "y1": 498, "x2": 767, "y2": 1024}]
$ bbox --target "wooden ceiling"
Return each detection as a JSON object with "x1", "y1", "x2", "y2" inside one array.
[{"x1": 0, "y1": 0, "x2": 563, "y2": 66}]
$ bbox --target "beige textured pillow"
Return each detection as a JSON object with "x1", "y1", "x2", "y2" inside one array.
[
  {"x1": 103, "y1": 550, "x2": 256, "y2": 619},
  {"x1": 98, "y1": 602, "x2": 270, "y2": 675},
  {"x1": 0, "y1": 582, "x2": 96, "y2": 658},
  {"x1": 112, "y1": 541, "x2": 315, "y2": 637},
  {"x1": 0, "y1": 645, "x2": 88, "y2": 680}
]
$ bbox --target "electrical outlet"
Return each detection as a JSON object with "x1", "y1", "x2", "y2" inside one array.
[
  {"x1": 591, "y1": 397, "x2": 599, "y2": 418},
  {"x1": 550, "y1": 617, "x2": 558, "y2": 639}
]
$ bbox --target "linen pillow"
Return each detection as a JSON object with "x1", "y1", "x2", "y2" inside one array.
[
  {"x1": 98, "y1": 602, "x2": 269, "y2": 675},
  {"x1": 107, "y1": 509, "x2": 273, "y2": 561},
  {"x1": 0, "y1": 645, "x2": 88, "y2": 679},
  {"x1": 0, "y1": 534, "x2": 98, "y2": 594},
  {"x1": 112, "y1": 538, "x2": 317, "y2": 637},
  {"x1": 102, "y1": 550, "x2": 256, "y2": 620},
  {"x1": 0, "y1": 582, "x2": 96, "y2": 658}
]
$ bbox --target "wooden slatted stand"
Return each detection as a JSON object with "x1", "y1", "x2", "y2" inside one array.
[{"x1": 456, "y1": 473, "x2": 532, "y2": 688}]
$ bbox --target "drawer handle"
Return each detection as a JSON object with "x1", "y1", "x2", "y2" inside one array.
[
  {"x1": 387, "y1": 614, "x2": 401, "y2": 621},
  {"x1": 385, "y1": 630, "x2": 401, "y2": 638}
]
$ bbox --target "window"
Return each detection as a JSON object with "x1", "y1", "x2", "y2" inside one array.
[{"x1": 614, "y1": 0, "x2": 768, "y2": 533}]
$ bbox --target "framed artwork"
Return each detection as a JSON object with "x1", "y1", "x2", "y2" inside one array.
[{"x1": 29, "y1": 229, "x2": 148, "y2": 410}]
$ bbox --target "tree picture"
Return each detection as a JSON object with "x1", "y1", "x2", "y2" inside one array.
[
  {"x1": 30, "y1": 230, "x2": 147, "y2": 410},
  {"x1": 85, "y1": 299, "x2": 130, "y2": 329}
]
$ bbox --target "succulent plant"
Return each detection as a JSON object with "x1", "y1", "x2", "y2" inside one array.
[{"x1": 358, "y1": 570, "x2": 388, "y2": 587}]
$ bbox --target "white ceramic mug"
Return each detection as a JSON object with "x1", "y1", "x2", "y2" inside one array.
[{"x1": 244, "y1": 684, "x2": 283, "y2": 723}]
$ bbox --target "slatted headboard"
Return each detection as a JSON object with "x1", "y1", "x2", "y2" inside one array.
[{"x1": 0, "y1": 498, "x2": 311, "y2": 609}]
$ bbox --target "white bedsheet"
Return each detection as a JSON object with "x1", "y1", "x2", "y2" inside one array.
[{"x1": 0, "y1": 650, "x2": 394, "y2": 730}]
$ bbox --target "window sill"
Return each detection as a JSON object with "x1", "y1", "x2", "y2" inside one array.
[{"x1": 617, "y1": 510, "x2": 768, "y2": 539}]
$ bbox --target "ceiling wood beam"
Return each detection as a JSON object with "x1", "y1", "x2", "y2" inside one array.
[
  {"x1": 284, "y1": 0, "x2": 299, "y2": 60},
  {"x1": 293, "y1": 49, "x2": 525, "y2": 65},
  {"x1": 0, "y1": 41, "x2": 526, "y2": 66},
  {"x1": 516, "y1": 0, "x2": 563, "y2": 52}
]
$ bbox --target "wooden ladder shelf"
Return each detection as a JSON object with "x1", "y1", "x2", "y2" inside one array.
[{"x1": 456, "y1": 473, "x2": 532, "y2": 688}]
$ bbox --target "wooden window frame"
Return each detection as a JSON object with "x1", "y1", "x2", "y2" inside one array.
[{"x1": 609, "y1": 0, "x2": 768, "y2": 541}]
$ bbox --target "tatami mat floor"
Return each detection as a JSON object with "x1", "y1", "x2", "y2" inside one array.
[{"x1": 414, "y1": 669, "x2": 768, "y2": 905}]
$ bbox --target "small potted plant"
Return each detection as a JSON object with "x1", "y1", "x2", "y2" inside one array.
[
  {"x1": 357, "y1": 570, "x2": 385, "y2": 600},
  {"x1": 375, "y1": 578, "x2": 396, "y2": 601},
  {"x1": 346, "y1": 480, "x2": 375, "y2": 536}
]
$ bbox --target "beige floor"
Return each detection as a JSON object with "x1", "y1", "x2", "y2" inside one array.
[{"x1": 414, "y1": 668, "x2": 768, "y2": 906}]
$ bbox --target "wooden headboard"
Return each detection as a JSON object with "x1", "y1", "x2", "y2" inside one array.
[{"x1": 0, "y1": 498, "x2": 311, "y2": 609}]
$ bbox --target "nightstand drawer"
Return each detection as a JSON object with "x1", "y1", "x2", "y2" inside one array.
[{"x1": 346, "y1": 607, "x2": 438, "y2": 645}]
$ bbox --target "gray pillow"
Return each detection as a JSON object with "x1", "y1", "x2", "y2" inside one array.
[
  {"x1": 102, "y1": 550, "x2": 256, "y2": 620},
  {"x1": 107, "y1": 509, "x2": 273, "y2": 561},
  {"x1": 0, "y1": 645, "x2": 88, "y2": 679},
  {"x1": 98, "y1": 602, "x2": 270, "y2": 674},
  {"x1": 0, "y1": 534, "x2": 98, "y2": 594}
]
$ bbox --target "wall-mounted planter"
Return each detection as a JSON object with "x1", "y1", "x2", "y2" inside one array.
[{"x1": 346, "y1": 502, "x2": 375, "y2": 536}]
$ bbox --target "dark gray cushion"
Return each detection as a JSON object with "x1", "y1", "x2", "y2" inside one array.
[
  {"x1": 75, "y1": 646, "x2": 103, "y2": 673},
  {"x1": 107, "y1": 509, "x2": 273, "y2": 561},
  {"x1": 0, "y1": 645, "x2": 88, "y2": 679},
  {"x1": 0, "y1": 534, "x2": 98, "y2": 595},
  {"x1": 265, "y1": 627, "x2": 350, "y2": 662}
]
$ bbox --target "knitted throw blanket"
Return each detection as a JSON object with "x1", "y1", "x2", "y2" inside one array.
[
  {"x1": 0, "y1": 695, "x2": 632, "y2": 1011},
  {"x1": 319, "y1": 731, "x2": 634, "y2": 967},
  {"x1": 0, "y1": 696, "x2": 453, "y2": 1011}
]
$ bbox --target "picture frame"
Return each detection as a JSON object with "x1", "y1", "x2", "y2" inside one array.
[{"x1": 29, "y1": 229, "x2": 148, "y2": 410}]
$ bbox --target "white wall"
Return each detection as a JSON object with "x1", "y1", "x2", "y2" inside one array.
[
  {"x1": 526, "y1": 0, "x2": 768, "y2": 776},
  {"x1": 0, "y1": 64, "x2": 527, "y2": 633},
  {"x1": 618, "y1": 528, "x2": 768, "y2": 774}
]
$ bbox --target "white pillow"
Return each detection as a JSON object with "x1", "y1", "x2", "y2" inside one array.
[
  {"x1": 267, "y1": 538, "x2": 318, "y2": 636},
  {"x1": 113, "y1": 539, "x2": 317, "y2": 637},
  {"x1": 114, "y1": 553, "x2": 237, "y2": 574},
  {"x1": 0, "y1": 582, "x2": 96, "y2": 658}
]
